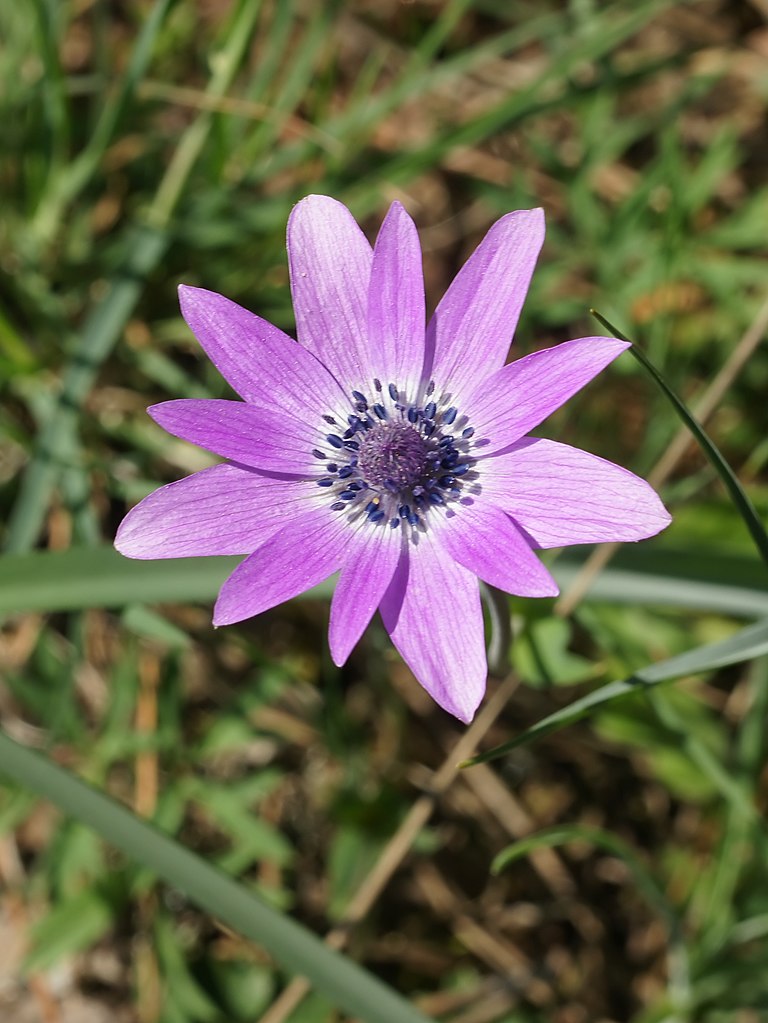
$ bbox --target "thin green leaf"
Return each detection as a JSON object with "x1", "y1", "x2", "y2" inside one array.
[
  {"x1": 3, "y1": 543, "x2": 767, "y2": 617},
  {"x1": 0, "y1": 730, "x2": 435, "y2": 1023},
  {"x1": 592, "y1": 309, "x2": 768, "y2": 566},
  {"x1": 462, "y1": 618, "x2": 768, "y2": 767}
]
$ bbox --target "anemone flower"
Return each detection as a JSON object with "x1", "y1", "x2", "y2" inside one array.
[{"x1": 115, "y1": 196, "x2": 670, "y2": 722}]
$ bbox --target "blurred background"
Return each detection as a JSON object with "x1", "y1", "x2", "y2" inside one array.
[{"x1": 1, "y1": 0, "x2": 768, "y2": 1020}]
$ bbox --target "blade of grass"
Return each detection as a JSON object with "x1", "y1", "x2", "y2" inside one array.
[
  {"x1": 2, "y1": 544, "x2": 767, "y2": 617},
  {"x1": 0, "y1": 730, "x2": 435, "y2": 1023},
  {"x1": 5, "y1": 0, "x2": 263, "y2": 554},
  {"x1": 462, "y1": 618, "x2": 768, "y2": 767},
  {"x1": 28, "y1": 0, "x2": 174, "y2": 250},
  {"x1": 592, "y1": 309, "x2": 768, "y2": 567}
]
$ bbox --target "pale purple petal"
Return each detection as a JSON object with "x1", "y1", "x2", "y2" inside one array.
[
  {"x1": 287, "y1": 195, "x2": 373, "y2": 390},
  {"x1": 467, "y1": 336, "x2": 630, "y2": 456},
  {"x1": 438, "y1": 500, "x2": 558, "y2": 596},
  {"x1": 148, "y1": 399, "x2": 318, "y2": 475},
  {"x1": 329, "y1": 525, "x2": 402, "y2": 666},
  {"x1": 425, "y1": 209, "x2": 545, "y2": 402},
  {"x1": 481, "y1": 438, "x2": 672, "y2": 548},
  {"x1": 213, "y1": 506, "x2": 349, "y2": 625},
  {"x1": 115, "y1": 464, "x2": 311, "y2": 559},
  {"x1": 380, "y1": 534, "x2": 486, "y2": 723},
  {"x1": 178, "y1": 285, "x2": 348, "y2": 413},
  {"x1": 367, "y1": 202, "x2": 426, "y2": 398}
]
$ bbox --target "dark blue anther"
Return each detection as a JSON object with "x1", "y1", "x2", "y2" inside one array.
[
  {"x1": 331, "y1": 502, "x2": 346, "y2": 511},
  {"x1": 388, "y1": 383, "x2": 398, "y2": 400},
  {"x1": 344, "y1": 440, "x2": 360, "y2": 451},
  {"x1": 348, "y1": 415, "x2": 361, "y2": 427},
  {"x1": 438, "y1": 475, "x2": 456, "y2": 487},
  {"x1": 438, "y1": 436, "x2": 454, "y2": 448},
  {"x1": 389, "y1": 517, "x2": 400, "y2": 529},
  {"x1": 365, "y1": 500, "x2": 379, "y2": 515},
  {"x1": 443, "y1": 406, "x2": 458, "y2": 425},
  {"x1": 373, "y1": 378, "x2": 382, "y2": 391},
  {"x1": 355, "y1": 402, "x2": 368, "y2": 412},
  {"x1": 323, "y1": 414, "x2": 337, "y2": 425},
  {"x1": 453, "y1": 463, "x2": 470, "y2": 476},
  {"x1": 368, "y1": 509, "x2": 385, "y2": 523},
  {"x1": 428, "y1": 492, "x2": 445, "y2": 505},
  {"x1": 338, "y1": 465, "x2": 354, "y2": 479},
  {"x1": 340, "y1": 490, "x2": 358, "y2": 500},
  {"x1": 326, "y1": 463, "x2": 338, "y2": 473},
  {"x1": 407, "y1": 407, "x2": 418, "y2": 423},
  {"x1": 347, "y1": 481, "x2": 364, "y2": 491},
  {"x1": 373, "y1": 404, "x2": 387, "y2": 420},
  {"x1": 462, "y1": 427, "x2": 474, "y2": 438},
  {"x1": 326, "y1": 434, "x2": 344, "y2": 449},
  {"x1": 399, "y1": 504, "x2": 411, "y2": 519},
  {"x1": 343, "y1": 428, "x2": 354, "y2": 439},
  {"x1": 408, "y1": 512, "x2": 420, "y2": 526},
  {"x1": 426, "y1": 380, "x2": 435, "y2": 396},
  {"x1": 352, "y1": 390, "x2": 367, "y2": 404},
  {"x1": 424, "y1": 401, "x2": 436, "y2": 420},
  {"x1": 312, "y1": 449, "x2": 325, "y2": 459},
  {"x1": 423, "y1": 422, "x2": 435, "y2": 436},
  {"x1": 441, "y1": 454, "x2": 459, "y2": 469},
  {"x1": 412, "y1": 486, "x2": 424, "y2": 497},
  {"x1": 317, "y1": 478, "x2": 334, "y2": 487}
]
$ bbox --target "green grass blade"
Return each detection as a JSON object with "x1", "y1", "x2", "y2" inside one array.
[
  {"x1": 462, "y1": 618, "x2": 768, "y2": 767},
  {"x1": 592, "y1": 309, "x2": 768, "y2": 567},
  {"x1": 0, "y1": 730, "x2": 434, "y2": 1023},
  {"x1": 5, "y1": 0, "x2": 263, "y2": 555},
  {"x1": 3, "y1": 544, "x2": 767, "y2": 616}
]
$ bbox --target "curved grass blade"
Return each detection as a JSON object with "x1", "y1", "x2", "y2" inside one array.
[
  {"x1": 2, "y1": 544, "x2": 767, "y2": 617},
  {"x1": 0, "y1": 730, "x2": 434, "y2": 1023},
  {"x1": 462, "y1": 618, "x2": 768, "y2": 767},
  {"x1": 492, "y1": 824, "x2": 690, "y2": 1004},
  {"x1": 592, "y1": 309, "x2": 768, "y2": 567}
]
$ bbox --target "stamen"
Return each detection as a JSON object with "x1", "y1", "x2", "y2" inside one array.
[
  {"x1": 351, "y1": 390, "x2": 368, "y2": 404},
  {"x1": 373, "y1": 404, "x2": 387, "y2": 420},
  {"x1": 388, "y1": 383, "x2": 398, "y2": 400},
  {"x1": 443, "y1": 407, "x2": 458, "y2": 425},
  {"x1": 326, "y1": 434, "x2": 344, "y2": 449},
  {"x1": 317, "y1": 478, "x2": 334, "y2": 487}
]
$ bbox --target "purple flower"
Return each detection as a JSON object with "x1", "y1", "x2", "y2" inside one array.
[{"x1": 116, "y1": 196, "x2": 670, "y2": 723}]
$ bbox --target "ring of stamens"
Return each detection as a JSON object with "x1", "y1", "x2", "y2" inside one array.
[{"x1": 312, "y1": 378, "x2": 476, "y2": 531}]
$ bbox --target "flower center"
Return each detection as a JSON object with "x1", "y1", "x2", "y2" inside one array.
[
  {"x1": 311, "y1": 379, "x2": 476, "y2": 531},
  {"x1": 357, "y1": 422, "x2": 428, "y2": 489}
]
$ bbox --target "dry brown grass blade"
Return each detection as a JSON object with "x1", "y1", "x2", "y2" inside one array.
[{"x1": 257, "y1": 675, "x2": 519, "y2": 1023}]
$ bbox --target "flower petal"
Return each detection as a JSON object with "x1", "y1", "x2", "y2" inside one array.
[
  {"x1": 467, "y1": 336, "x2": 630, "y2": 456},
  {"x1": 178, "y1": 285, "x2": 347, "y2": 413},
  {"x1": 287, "y1": 195, "x2": 373, "y2": 391},
  {"x1": 329, "y1": 525, "x2": 402, "y2": 666},
  {"x1": 115, "y1": 464, "x2": 310, "y2": 559},
  {"x1": 213, "y1": 506, "x2": 348, "y2": 625},
  {"x1": 481, "y1": 438, "x2": 672, "y2": 547},
  {"x1": 148, "y1": 399, "x2": 318, "y2": 475},
  {"x1": 425, "y1": 208, "x2": 545, "y2": 402},
  {"x1": 439, "y1": 500, "x2": 558, "y2": 596},
  {"x1": 380, "y1": 533, "x2": 486, "y2": 723},
  {"x1": 367, "y1": 201, "x2": 426, "y2": 398}
]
